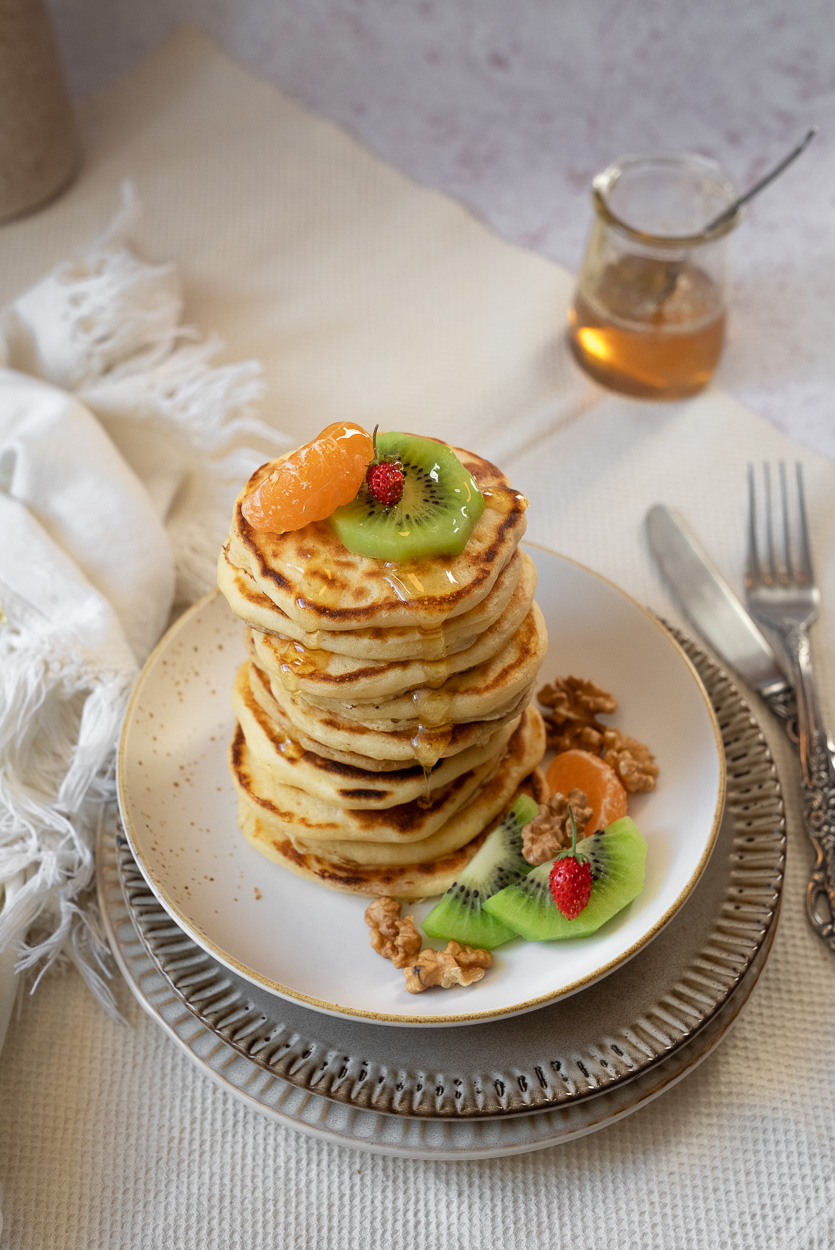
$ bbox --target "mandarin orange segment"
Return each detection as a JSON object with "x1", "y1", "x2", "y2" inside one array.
[
  {"x1": 242, "y1": 422, "x2": 374, "y2": 533},
  {"x1": 545, "y1": 749, "x2": 628, "y2": 837}
]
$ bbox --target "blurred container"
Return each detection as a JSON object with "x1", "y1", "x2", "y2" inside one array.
[
  {"x1": 567, "y1": 154, "x2": 741, "y2": 400},
  {"x1": 0, "y1": 0, "x2": 79, "y2": 222}
]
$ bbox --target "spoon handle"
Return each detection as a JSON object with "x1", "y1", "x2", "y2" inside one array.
[{"x1": 704, "y1": 126, "x2": 819, "y2": 234}]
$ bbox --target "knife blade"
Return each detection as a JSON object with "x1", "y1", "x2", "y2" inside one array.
[{"x1": 645, "y1": 504, "x2": 796, "y2": 724}]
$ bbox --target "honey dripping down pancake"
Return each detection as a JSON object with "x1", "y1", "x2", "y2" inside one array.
[
  {"x1": 247, "y1": 551, "x2": 538, "y2": 696},
  {"x1": 261, "y1": 667, "x2": 533, "y2": 766},
  {"x1": 289, "y1": 604, "x2": 547, "y2": 726},
  {"x1": 234, "y1": 661, "x2": 519, "y2": 808},
  {"x1": 230, "y1": 707, "x2": 544, "y2": 851},
  {"x1": 218, "y1": 428, "x2": 548, "y2": 897},
  {"x1": 244, "y1": 659, "x2": 521, "y2": 774}
]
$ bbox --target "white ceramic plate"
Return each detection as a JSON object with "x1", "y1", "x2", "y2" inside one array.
[{"x1": 118, "y1": 545, "x2": 725, "y2": 1027}]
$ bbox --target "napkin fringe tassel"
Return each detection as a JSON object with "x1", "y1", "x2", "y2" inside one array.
[{"x1": 0, "y1": 630, "x2": 130, "y2": 1018}]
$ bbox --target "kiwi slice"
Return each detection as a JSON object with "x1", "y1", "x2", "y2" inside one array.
[
  {"x1": 420, "y1": 795, "x2": 540, "y2": 949},
  {"x1": 328, "y1": 432, "x2": 485, "y2": 561},
  {"x1": 483, "y1": 817, "x2": 647, "y2": 941}
]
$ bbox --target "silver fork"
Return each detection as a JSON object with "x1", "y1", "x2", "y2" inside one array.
[{"x1": 745, "y1": 461, "x2": 835, "y2": 951}]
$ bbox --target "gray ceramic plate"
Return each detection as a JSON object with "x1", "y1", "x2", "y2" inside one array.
[
  {"x1": 97, "y1": 806, "x2": 780, "y2": 1160},
  {"x1": 112, "y1": 630, "x2": 784, "y2": 1119}
]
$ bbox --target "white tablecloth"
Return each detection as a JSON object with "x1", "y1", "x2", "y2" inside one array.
[{"x1": 1, "y1": 32, "x2": 834, "y2": 1250}]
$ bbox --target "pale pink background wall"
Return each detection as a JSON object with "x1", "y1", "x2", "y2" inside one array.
[{"x1": 46, "y1": 0, "x2": 835, "y2": 457}]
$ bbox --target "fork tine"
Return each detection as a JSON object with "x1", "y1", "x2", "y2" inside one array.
[
  {"x1": 744, "y1": 461, "x2": 819, "y2": 643},
  {"x1": 779, "y1": 460, "x2": 794, "y2": 582},
  {"x1": 794, "y1": 461, "x2": 814, "y2": 583},
  {"x1": 763, "y1": 461, "x2": 777, "y2": 583},
  {"x1": 745, "y1": 462, "x2": 762, "y2": 587}
]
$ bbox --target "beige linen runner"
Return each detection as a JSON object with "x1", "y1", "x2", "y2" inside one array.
[{"x1": 0, "y1": 29, "x2": 833, "y2": 1250}]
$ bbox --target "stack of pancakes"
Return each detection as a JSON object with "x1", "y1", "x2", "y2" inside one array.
[{"x1": 218, "y1": 445, "x2": 548, "y2": 898}]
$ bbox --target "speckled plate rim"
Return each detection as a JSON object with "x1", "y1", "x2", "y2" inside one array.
[
  {"x1": 97, "y1": 809, "x2": 780, "y2": 1159},
  {"x1": 117, "y1": 543, "x2": 726, "y2": 1027}
]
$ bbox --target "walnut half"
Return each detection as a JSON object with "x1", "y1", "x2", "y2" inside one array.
[
  {"x1": 602, "y1": 729, "x2": 659, "y2": 793},
  {"x1": 537, "y1": 675, "x2": 617, "y2": 754},
  {"x1": 364, "y1": 896, "x2": 422, "y2": 969},
  {"x1": 522, "y1": 788, "x2": 593, "y2": 865},
  {"x1": 545, "y1": 720, "x2": 606, "y2": 755},
  {"x1": 403, "y1": 941, "x2": 493, "y2": 994},
  {"x1": 538, "y1": 675, "x2": 618, "y2": 722}
]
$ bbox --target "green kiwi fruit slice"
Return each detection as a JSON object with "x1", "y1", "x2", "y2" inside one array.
[
  {"x1": 328, "y1": 432, "x2": 485, "y2": 561},
  {"x1": 421, "y1": 795, "x2": 540, "y2": 949},
  {"x1": 483, "y1": 817, "x2": 647, "y2": 941}
]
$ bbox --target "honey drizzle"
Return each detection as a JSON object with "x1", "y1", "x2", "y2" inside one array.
[
  {"x1": 278, "y1": 737, "x2": 305, "y2": 760},
  {"x1": 287, "y1": 540, "x2": 344, "y2": 614},
  {"x1": 416, "y1": 626, "x2": 448, "y2": 660},
  {"x1": 276, "y1": 638, "x2": 329, "y2": 692},
  {"x1": 382, "y1": 560, "x2": 462, "y2": 631},
  {"x1": 410, "y1": 686, "x2": 454, "y2": 802},
  {"x1": 482, "y1": 487, "x2": 529, "y2": 515}
]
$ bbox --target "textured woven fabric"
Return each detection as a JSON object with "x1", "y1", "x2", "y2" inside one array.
[{"x1": 0, "y1": 31, "x2": 834, "y2": 1250}]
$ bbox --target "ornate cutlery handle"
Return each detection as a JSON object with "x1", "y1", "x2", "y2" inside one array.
[
  {"x1": 760, "y1": 684, "x2": 799, "y2": 746},
  {"x1": 803, "y1": 734, "x2": 835, "y2": 950},
  {"x1": 784, "y1": 625, "x2": 835, "y2": 950}
]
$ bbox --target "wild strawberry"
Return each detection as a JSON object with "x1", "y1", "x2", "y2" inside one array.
[
  {"x1": 548, "y1": 803, "x2": 593, "y2": 919},
  {"x1": 366, "y1": 460, "x2": 404, "y2": 507},
  {"x1": 365, "y1": 425, "x2": 405, "y2": 507}
]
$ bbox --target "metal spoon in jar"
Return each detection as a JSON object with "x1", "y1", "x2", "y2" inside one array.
[
  {"x1": 703, "y1": 125, "x2": 818, "y2": 233},
  {"x1": 643, "y1": 126, "x2": 819, "y2": 313}
]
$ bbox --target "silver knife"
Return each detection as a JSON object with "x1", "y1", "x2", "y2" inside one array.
[{"x1": 645, "y1": 504, "x2": 798, "y2": 737}]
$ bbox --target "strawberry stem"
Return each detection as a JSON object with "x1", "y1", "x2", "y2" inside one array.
[{"x1": 555, "y1": 801, "x2": 588, "y2": 865}]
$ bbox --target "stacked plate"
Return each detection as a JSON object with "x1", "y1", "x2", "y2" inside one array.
[{"x1": 105, "y1": 546, "x2": 785, "y2": 1159}]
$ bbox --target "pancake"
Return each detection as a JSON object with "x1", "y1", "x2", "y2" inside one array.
[
  {"x1": 233, "y1": 711, "x2": 547, "y2": 895},
  {"x1": 235, "y1": 778, "x2": 549, "y2": 899},
  {"x1": 313, "y1": 682, "x2": 534, "y2": 736},
  {"x1": 235, "y1": 787, "x2": 544, "y2": 900},
  {"x1": 246, "y1": 660, "x2": 523, "y2": 772},
  {"x1": 289, "y1": 709, "x2": 545, "y2": 863},
  {"x1": 231, "y1": 723, "x2": 498, "y2": 844},
  {"x1": 224, "y1": 446, "x2": 528, "y2": 633},
  {"x1": 300, "y1": 603, "x2": 548, "y2": 726},
  {"x1": 263, "y1": 666, "x2": 532, "y2": 765},
  {"x1": 248, "y1": 551, "x2": 538, "y2": 700},
  {"x1": 233, "y1": 661, "x2": 519, "y2": 808},
  {"x1": 218, "y1": 544, "x2": 526, "y2": 662},
  {"x1": 246, "y1": 665, "x2": 522, "y2": 770}
]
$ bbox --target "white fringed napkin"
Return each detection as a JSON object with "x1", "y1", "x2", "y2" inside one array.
[{"x1": 0, "y1": 189, "x2": 288, "y2": 1010}]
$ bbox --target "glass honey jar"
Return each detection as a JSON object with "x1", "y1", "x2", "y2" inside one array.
[{"x1": 568, "y1": 154, "x2": 741, "y2": 400}]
